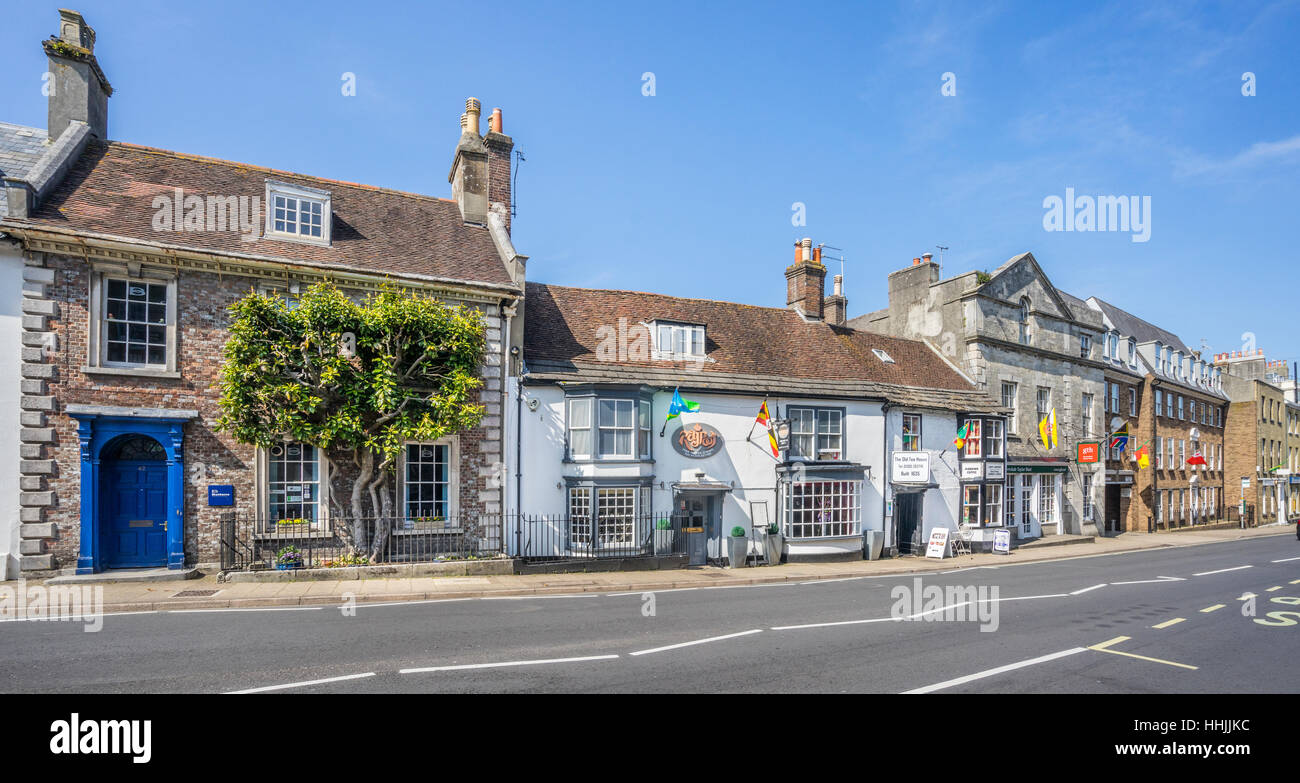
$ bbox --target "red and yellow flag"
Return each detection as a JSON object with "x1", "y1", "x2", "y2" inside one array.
[{"x1": 756, "y1": 401, "x2": 779, "y2": 458}]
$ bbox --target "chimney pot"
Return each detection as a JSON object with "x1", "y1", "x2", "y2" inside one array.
[
  {"x1": 912, "y1": 257, "x2": 921, "y2": 266},
  {"x1": 490, "y1": 107, "x2": 503, "y2": 134},
  {"x1": 922, "y1": 252, "x2": 933, "y2": 263},
  {"x1": 465, "y1": 97, "x2": 482, "y2": 136},
  {"x1": 833, "y1": 274, "x2": 843, "y2": 296}
]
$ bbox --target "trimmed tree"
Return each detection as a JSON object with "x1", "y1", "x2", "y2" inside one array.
[{"x1": 216, "y1": 281, "x2": 486, "y2": 558}]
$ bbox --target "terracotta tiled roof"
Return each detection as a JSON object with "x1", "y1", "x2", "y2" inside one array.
[
  {"x1": 10, "y1": 140, "x2": 518, "y2": 289},
  {"x1": 525, "y1": 282, "x2": 1004, "y2": 412}
]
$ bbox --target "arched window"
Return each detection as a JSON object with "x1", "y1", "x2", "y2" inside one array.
[
  {"x1": 105, "y1": 435, "x2": 165, "y2": 461},
  {"x1": 1018, "y1": 298, "x2": 1030, "y2": 345}
]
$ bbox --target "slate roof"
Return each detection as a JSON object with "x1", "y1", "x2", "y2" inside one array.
[
  {"x1": 0, "y1": 122, "x2": 49, "y2": 218},
  {"x1": 524, "y1": 282, "x2": 1005, "y2": 413},
  {"x1": 5, "y1": 139, "x2": 517, "y2": 289},
  {"x1": 1088, "y1": 296, "x2": 1191, "y2": 353}
]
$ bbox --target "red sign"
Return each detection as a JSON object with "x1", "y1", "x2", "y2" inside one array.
[{"x1": 1077, "y1": 442, "x2": 1100, "y2": 463}]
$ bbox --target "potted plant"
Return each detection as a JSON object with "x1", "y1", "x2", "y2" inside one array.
[
  {"x1": 275, "y1": 545, "x2": 303, "y2": 570},
  {"x1": 765, "y1": 522, "x2": 783, "y2": 565},
  {"x1": 653, "y1": 517, "x2": 674, "y2": 556},
  {"x1": 728, "y1": 525, "x2": 749, "y2": 568},
  {"x1": 275, "y1": 517, "x2": 310, "y2": 534}
]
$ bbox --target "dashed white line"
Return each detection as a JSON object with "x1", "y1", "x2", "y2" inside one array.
[
  {"x1": 226, "y1": 672, "x2": 376, "y2": 694},
  {"x1": 800, "y1": 576, "x2": 871, "y2": 585},
  {"x1": 1069, "y1": 584, "x2": 1108, "y2": 595},
  {"x1": 629, "y1": 629, "x2": 763, "y2": 656},
  {"x1": 903, "y1": 648, "x2": 1088, "y2": 694},
  {"x1": 400, "y1": 654, "x2": 620, "y2": 674},
  {"x1": 1192, "y1": 565, "x2": 1252, "y2": 576},
  {"x1": 773, "y1": 616, "x2": 901, "y2": 631},
  {"x1": 1112, "y1": 576, "x2": 1185, "y2": 585},
  {"x1": 169, "y1": 606, "x2": 323, "y2": 614},
  {"x1": 480, "y1": 594, "x2": 599, "y2": 600},
  {"x1": 1270, "y1": 556, "x2": 1300, "y2": 563},
  {"x1": 606, "y1": 587, "x2": 699, "y2": 597}
]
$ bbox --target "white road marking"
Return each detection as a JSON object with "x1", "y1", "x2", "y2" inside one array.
[
  {"x1": 169, "y1": 606, "x2": 323, "y2": 614},
  {"x1": 1069, "y1": 584, "x2": 1107, "y2": 595},
  {"x1": 1270, "y1": 556, "x2": 1300, "y2": 563},
  {"x1": 1, "y1": 610, "x2": 159, "y2": 622},
  {"x1": 400, "y1": 654, "x2": 619, "y2": 673},
  {"x1": 903, "y1": 648, "x2": 1088, "y2": 694},
  {"x1": 773, "y1": 616, "x2": 902, "y2": 631},
  {"x1": 355, "y1": 598, "x2": 476, "y2": 608},
  {"x1": 800, "y1": 576, "x2": 871, "y2": 585},
  {"x1": 606, "y1": 587, "x2": 699, "y2": 597},
  {"x1": 629, "y1": 629, "x2": 763, "y2": 656},
  {"x1": 226, "y1": 672, "x2": 376, "y2": 694},
  {"x1": 989, "y1": 593, "x2": 1070, "y2": 602},
  {"x1": 1111, "y1": 576, "x2": 1185, "y2": 585},
  {"x1": 480, "y1": 594, "x2": 599, "y2": 600},
  {"x1": 1192, "y1": 565, "x2": 1252, "y2": 576}
]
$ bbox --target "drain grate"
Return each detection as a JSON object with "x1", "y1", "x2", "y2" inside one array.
[{"x1": 172, "y1": 589, "x2": 221, "y2": 598}]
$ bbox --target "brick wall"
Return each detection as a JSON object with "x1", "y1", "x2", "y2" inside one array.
[
  {"x1": 20, "y1": 251, "x2": 506, "y2": 574},
  {"x1": 1126, "y1": 378, "x2": 1227, "y2": 532}
]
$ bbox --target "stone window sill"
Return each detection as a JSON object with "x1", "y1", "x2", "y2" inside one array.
[{"x1": 81, "y1": 365, "x2": 181, "y2": 380}]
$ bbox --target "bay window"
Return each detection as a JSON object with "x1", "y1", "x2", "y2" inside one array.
[{"x1": 784, "y1": 479, "x2": 860, "y2": 538}]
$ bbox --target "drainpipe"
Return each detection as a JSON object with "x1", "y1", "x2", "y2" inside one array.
[
  {"x1": 881, "y1": 400, "x2": 892, "y2": 556},
  {"x1": 1150, "y1": 379, "x2": 1161, "y2": 533}
]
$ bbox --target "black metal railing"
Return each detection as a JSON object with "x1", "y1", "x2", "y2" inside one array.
[
  {"x1": 217, "y1": 512, "x2": 689, "y2": 571},
  {"x1": 515, "y1": 512, "x2": 687, "y2": 562},
  {"x1": 218, "y1": 513, "x2": 504, "y2": 572}
]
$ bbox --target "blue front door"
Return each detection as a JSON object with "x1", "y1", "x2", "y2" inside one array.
[{"x1": 104, "y1": 459, "x2": 169, "y2": 568}]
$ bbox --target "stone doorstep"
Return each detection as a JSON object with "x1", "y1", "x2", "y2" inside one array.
[{"x1": 45, "y1": 567, "x2": 203, "y2": 585}]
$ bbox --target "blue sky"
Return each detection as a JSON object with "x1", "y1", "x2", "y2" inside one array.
[{"x1": 4, "y1": 0, "x2": 1298, "y2": 364}]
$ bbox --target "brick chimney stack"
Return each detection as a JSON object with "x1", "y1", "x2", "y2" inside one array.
[
  {"x1": 449, "y1": 97, "x2": 490, "y2": 225},
  {"x1": 786, "y1": 237, "x2": 827, "y2": 320},
  {"x1": 44, "y1": 9, "x2": 112, "y2": 140},
  {"x1": 483, "y1": 106, "x2": 513, "y2": 232},
  {"x1": 823, "y1": 273, "x2": 847, "y2": 326}
]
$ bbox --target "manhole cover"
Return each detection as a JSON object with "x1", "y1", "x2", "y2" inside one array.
[{"x1": 172, "y1": 589, "x2": 221, "y2": 598}]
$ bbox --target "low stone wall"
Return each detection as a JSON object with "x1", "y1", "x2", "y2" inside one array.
[{"x1": 223, "y1": 556, "x2": 515, "y2": 582}]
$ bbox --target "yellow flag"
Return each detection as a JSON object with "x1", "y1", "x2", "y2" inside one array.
[
  {"x1": 1038, "y1": 412, "x2": 1051, "y2": 450},
  {"x1": 1049, "y1": 408, "x2": 1058, "y2": 449}
]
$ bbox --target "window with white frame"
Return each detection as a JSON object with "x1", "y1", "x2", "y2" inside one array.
[
  {"x1": 1082, "y1": 473, "x2": 1094, "y2": 520},
  {"x1": 1082, "y1": 393, "x2": 1093, "y2": 437},
  {"x1": 1005, "y1": 481, "x2": 1017, "y2": 527},
  {"x1": 265, "y1": 442, "x2": 325, "y2": 530},
  {"x1": 1177, "y1": 395, "x2": 1184, "y2": 420},
  {"x1": 1129, "y1": 388, "x2": 1137, "y2": 416},
  {"x1": 789, "y1": 407, "x2": 843, "y2": 460},
  {"x1": 785, "y1": 480, "x2": 861, "y2": 538},
  {"x1": 1001, "y1": 382, "x2": 1018, "y2": 433},
  {"x1": 1156, "y1": 436, "x2": 1163, "y2": 468},
  {"x1": 1038, "y1": 475, "x2": 1058, "y2": 526},
  {"x1": 983, "y1": 484, "x2": 1003, "y2": 527},
  {"x1": 984, "y1": 419, "x2": 1003, "y2": 458},
  {"x1": 87, "y1": 269, "x2": 178, "y2": 375},
  {"x1": 1079, "y1": 334, "x2": 1092, "y2": 359},
  {"x1": 963, "y1": 419, "x2": 983, "y2": 458},
  {"x1": 402, "y1": 442, "x2": 453, "y2": 524},
  {"x1": 901, "y1": 414, "x2": 922, "y2": 451},
  {"x1": 1128, "y1": 338, "x2": 1137, "y2": 366},
  {"x1": 1108, "y1": 382, "x2": 1119, "y2": 414},
  {"x1": 654, "y1": 321, "x2": 706, "y2": 359},
  {"x1": 266, "y1": 180, "x2": 331, "y2": 244},
  {"x1": 1036, "y1": 387, "x2": 1051, "y2": 417},
  {"x1": 567, "y1": 486, "x2": 643, "y2": 548},
  {"x1": 962, "y1": 485, "x2": 981, "y2": 526},
  {"x1": 567, "y1": 396, "x2": 651, "y2": 460}
]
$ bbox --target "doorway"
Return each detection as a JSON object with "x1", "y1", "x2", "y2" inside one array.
[
  {"x1": 673, "y1": 491, "x2": 719, "y2": 566},
  {"x1": 896, "y1": 492, "x2": 923, "y2": 555},
  {"x1": 101, "y1": 435, "x2": 169, "y2": 568},
  {"x1": 1105, "y1": 484, "x2": 1121, "y2": 533}
]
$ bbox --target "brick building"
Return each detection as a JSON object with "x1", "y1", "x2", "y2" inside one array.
[
  {"x1": 0, "y1": 11, "x2": 524, "y2": 576},
  {"x1": 1216, "y1": 351, "x2": 1291, "y2": 526},
  {"x1": 1084, "y1": 299, "x2": 1227, "y2": 532}
]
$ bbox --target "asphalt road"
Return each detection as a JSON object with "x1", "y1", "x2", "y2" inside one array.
[{"x1": 3, "y1": 534, "x2": 1299, "y2": 694}]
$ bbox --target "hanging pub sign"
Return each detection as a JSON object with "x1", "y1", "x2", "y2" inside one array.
[
  {"x1": 672, "y1": 423, "x2": 724, "y2": 459},
  {"x1": 1077, "y1": 442, "x2": 1100, "y2": 463}
]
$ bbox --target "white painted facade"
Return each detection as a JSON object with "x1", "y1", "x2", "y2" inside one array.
[
  {"x1": 511, "y1": 385, "x2": 888, "y2": 561},
  {"x1": 0, "y1": 240, "x2": 25, "y2": 579}
]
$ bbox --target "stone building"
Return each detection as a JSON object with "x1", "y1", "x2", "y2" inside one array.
[
  {"x1": 1215, "y1": 351, "x2": 1291, "y2": 526},
  {"x1": 1085, "y1": 299, "x2": 1228, "y2": 532},
  {"x1": 0, "y1": 10, "x2": 524, "y2": 576},
  {"x1": 850, "y1": 252, "x2": 1106, "y2": 537}
]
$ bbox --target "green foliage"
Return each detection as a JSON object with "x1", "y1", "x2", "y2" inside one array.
[
  {"x1": 730, "y1": 526, "x2": 747, "y2": 538},
  {"x1": 767, "y1": 523, "x2": 780, "y2": 536},
  {"x1": 216, "y1": 281, "x2": 487, "y2": 469},
  {"x1": 975, "y1": 270, "x2": 992, "y2": 284},
  {"x1": 655, "y1": 518, "x2": 672, "y2": 531}
]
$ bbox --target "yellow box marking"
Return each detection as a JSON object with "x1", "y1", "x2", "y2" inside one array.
[
  {"x1": 1199, "y1": 604, "x2": 1225, "y2": 613},
  {"x1": 1088, "y1": 635, "x2": 1198, "y2": 670},
  {"x1": 1152, "y1": 618, "x2": 1185, "y2": 629}
]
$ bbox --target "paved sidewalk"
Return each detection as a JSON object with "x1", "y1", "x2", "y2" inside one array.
[{"x1": 17, "y1": 524, "x2": 1298, "y2": 614}]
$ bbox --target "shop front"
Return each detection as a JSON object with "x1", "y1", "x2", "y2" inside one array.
[
  {"x1": 1004, "y1": 462, "x2": 1068, "y2": 539},
  {"x1": 1104, "y1": 470, "x2": 1134, "y2": 534}
]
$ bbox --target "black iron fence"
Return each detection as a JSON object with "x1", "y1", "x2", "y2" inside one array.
[
  {"x1": 219, "y1": 513, "x2": 504, "y2": 572},
  {"x1": 515, "y1": 512, "x2": 687, "y2": 562},
  {"x1": 218, "y1": 512, "x2": 689, "y2": 571}
]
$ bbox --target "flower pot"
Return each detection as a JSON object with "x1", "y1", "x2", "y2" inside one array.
[
  {"x1": 728, "y1": 535, "x2": 749, "y2": 568},
  {"x1": 654, "y1": 529, "x2": 675, "y2": 556},
  {"x1": 765, "y1": 532, "x2": 784, "y2": 565},
  {"x1": 275, "y1": 562, "x2": 301, "y2": 571}
]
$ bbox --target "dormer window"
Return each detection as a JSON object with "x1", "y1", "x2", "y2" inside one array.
[
  {"x1": 1128, "y1": 338, "x2": 1136, "y2": 366},
  {"x1": 654, "y1": 321, "x2": 705, "y2": 359},
  {"x1": 265, "y1": 180, "x2": 331, "y2": 246}
]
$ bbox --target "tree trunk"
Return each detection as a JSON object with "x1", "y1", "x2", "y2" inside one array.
[
  {"x1": 351, "y1": 450, "x2": 374, "y2": 554},
  {"x1": 368, "y1": 471, "x2": 394, "y2": 562}
]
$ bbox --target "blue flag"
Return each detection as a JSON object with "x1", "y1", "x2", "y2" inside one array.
[{"x1": 666, "y1": 388, "x2": 700, "y2": 421}]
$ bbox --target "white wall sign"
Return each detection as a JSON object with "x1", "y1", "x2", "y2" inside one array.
[
  {"x1": 891, "y1": 452, "x2": 931, "y2": 484},
  {"x1": 985, "y1": 462, "x2": 1005, "y2": 480},
  {"x1": 925, "y1": 528, "x2": 950, "y2": 559},
  {"x1": 960, "y1": 462, "x2": 984, "y2": 480},
  {"x1": 993, "y1": 529, "x2": 1010, "y2": 554}
]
